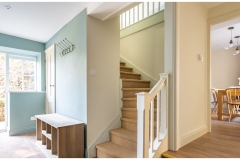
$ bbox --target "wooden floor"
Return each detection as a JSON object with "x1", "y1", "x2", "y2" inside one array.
[
  {"x1": 0, "y1": 131, "x2": 46, "y2": 158},
  {"x1": 164, "y1": 115, "x2": 240, "y2": 158}
]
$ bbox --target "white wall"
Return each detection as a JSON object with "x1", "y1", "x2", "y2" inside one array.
[
  {"x1": 211, "y1": 49, "x2": 240, "y2": 89},
  {"x1": 120, "y1": 22, "x2": 164, "y2": 81},
  {"x1": 87, "y1": 16, "x2": 120, "y2": 156},
  {"x1": 176, "y1": 2, "x2": 208, "y2": 148}
]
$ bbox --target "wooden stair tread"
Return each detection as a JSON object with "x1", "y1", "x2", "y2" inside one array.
[
  {"x1": 120, "y1": 62, "x2": 125, "y2": 64},
  {"x1": 121, "y1": 107, "x2": 157, "y2": 112},
  {"x1": 121, "y1": 118, "x2": 137, "y2": 123},
  {"x1": 122, "y1": 98, "x2": 136, "y2": 101},
  {"x1": 96, "y1": 142, "x2": 136, "y2": 158},
  {"x1": 122, "y1": 88, "x2": 151, "y2": 91},
  {"x1": 122, "y1": 79, "x2": 150, "y2": 83},
  {"x1": 120, "y1": 66, "x2": 132, "y2": 69},
  {"x1": 110, "y1": 128, "x2": 137, "y2": 142},
  {"x1": 120, "y1": 71, "x2": 141, "y2": 76},
  {"x1": 121, "y1": 108, "x2": 136, "y2": 111}
]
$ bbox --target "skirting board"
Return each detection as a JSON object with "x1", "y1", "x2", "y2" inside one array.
[
  {"x1": 179, "y1": 125, "x2": 207, "y2": 148},
  {"x1": 9, "y1": 125, "x2": 36, "y2": 136}
]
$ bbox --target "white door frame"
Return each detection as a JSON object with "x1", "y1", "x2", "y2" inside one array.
[
  {"x1": 45, "y1": 44, "x2": 56, "y2": 114},
  {"x1": 165, "y1": 2, "x2": 178, "y2": 151},
  {"x1": 207, "y1": 9, "x2": 240, "y2": 132}
]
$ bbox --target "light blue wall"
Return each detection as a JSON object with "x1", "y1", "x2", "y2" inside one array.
[
  {"x1": 45, "y1": 9, "x2": 87, "y2": 123},
  {"x1": 0, "y1": 33, "x2": 45, "y2": 91},
  {"x1": 8, "y1": 92, "x2": 45, "y2": 135}
]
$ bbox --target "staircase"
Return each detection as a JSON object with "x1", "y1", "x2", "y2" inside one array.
[{"x1": 95, "y1": 62, "x2": 151, "y2": 158}]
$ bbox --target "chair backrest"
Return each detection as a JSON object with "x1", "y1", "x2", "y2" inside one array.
[
  {"x1": 211, "y1": 89, "x2": 218, "y2": 102},
  {"x1": 226, "y1": 88, "x2": 240, "y2": 103}
]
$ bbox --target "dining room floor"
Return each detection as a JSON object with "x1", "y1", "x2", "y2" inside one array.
[
  {"x1": 0, "y1": 131, "x2": 46, "y2": 158},
  {"x1": 163, "y1": 115, "x2": 240, "y2": 158}
]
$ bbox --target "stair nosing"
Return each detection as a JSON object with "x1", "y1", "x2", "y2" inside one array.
[
  {"x1": 121, "y1": 108, "x2": 136, "y2": 111},
  {"x1": 120, "y1": 66, "x2": 133, "y2": 69},
  {"x1": 122, "y1": 79, "x2": 150, "y2": 82},
  {"x1": 122, "y1": 98, "x2": 136, "y2": 100},
  {"x1": 120, "y1": 71, "x2": 141, "y2": 76},
  {"x1": 121, "y1": 88, "x2": 151, "y2": 91}
]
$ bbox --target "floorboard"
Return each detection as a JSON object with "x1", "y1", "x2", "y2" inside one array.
[
  {"x1": 164, "y1": 115, "x2": 240, "y2": 158},
  {"x1": 0, "y1": 131, "x2": 46, "y2": 158}
]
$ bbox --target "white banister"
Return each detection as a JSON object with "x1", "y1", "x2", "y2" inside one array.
[{"x1": 137, "y1": 73, "x2": 169, "y2": 158}]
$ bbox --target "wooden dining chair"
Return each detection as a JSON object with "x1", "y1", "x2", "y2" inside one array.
[
  {"x1": 226, "y1": 88, "x2": 240, "y2": 121},
  {"x1": 211, "y1": 89, "x2": 218, "y2": 115}
]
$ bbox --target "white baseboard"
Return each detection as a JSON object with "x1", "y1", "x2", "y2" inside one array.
[{"x1": 179, "y1": 125, "x2": 207, "y2": 148}]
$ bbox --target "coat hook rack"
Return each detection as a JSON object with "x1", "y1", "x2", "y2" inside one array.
[{"x1": 56, "y1": 38, "x2": 75, "y2": 57}]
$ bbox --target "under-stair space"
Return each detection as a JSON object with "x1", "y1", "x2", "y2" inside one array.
[{"x1": 95, "y1": 62, "x2": 151, "y2": 158}]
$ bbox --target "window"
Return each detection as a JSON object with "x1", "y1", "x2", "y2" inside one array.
[
  {"x1": 139, "y1": 3, "x2": 143, "y2": 21},
  {"x1": 134, "y1": 6, "x2": 138, "y2": 23},
  {"x1": 148, "y1": 2, "x2": 153, "y2": 16},
  {"x1": 126, "y1": 10, "x2": 129, "y2": 27},
  {"x1": 120, "y1": 2, "x2": 165, "y2": 30},
  {"x1": 9, "y1": 56, "x2": 36, "y2": 91},
  {"x1": 130, "y1": 8, "x2": 134, "y2": 25}
]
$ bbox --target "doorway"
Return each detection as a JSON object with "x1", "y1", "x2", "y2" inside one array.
[
  {"x1": 208, "y1": 13, "x2": 240, "y2": 130},
  {"x1": 45, "y1": 44, "x2": 55, "y2": 114}
]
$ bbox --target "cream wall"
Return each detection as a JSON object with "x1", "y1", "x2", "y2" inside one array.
[
  {"x1": 120, "y1": 22, "x2": 164, "y2": 81},
  {"x1": 176, "y1": 2, "x2": 208, "y2": 148},
  {"x1": 208, "y1": 2, "x2": 240, "y2": 20},
  {"x1": 87, "y1": 16, "x2": 120, "y2": 155},
  {"x1": 211, "y1": 49, "x2": 240, "y2": 89}
]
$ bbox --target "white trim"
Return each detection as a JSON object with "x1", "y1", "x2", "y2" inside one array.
[
  {"x1": 179, "y1": 125, "x2": 207, "y2": 148},
  {"x1": 45, "y1": 44, "x2": 55, "y2": 54},
  {"x1": 164, "y1": 2, "x2": 177, "y2": 151},
  {"x1": 45, "y1": 44, "x2": 56, "y2": 114},
  {"x1": 9, "y1": 55, "x2": 36, "y2": 61}
]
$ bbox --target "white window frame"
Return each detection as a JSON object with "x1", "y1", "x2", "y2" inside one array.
[
  {"x1": 120, "y1": 2, "x2": 165, "y2": 30},
  {"x1": 9, "y1": 55, "x2": 37, "y2": 91}
]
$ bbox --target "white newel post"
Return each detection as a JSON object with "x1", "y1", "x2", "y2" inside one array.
[
  {"x1": 160, "y1": 73, "x2": 169, "y2": 139},
  {"x1": 137, "y1": 92, "x2": 150, "y2": 158}
]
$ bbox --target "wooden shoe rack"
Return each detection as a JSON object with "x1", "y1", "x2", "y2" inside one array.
[{"x1": 35, "y1": 113, "x2": 84, "y2": 158}]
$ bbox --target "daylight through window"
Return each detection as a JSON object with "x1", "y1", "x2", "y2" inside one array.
[
  {"x1": 9, "y1": 56, "x2": 36, "y2": 91},
  {"x1": 120, "y1": 2, "x2": 165, "y2": 30}
]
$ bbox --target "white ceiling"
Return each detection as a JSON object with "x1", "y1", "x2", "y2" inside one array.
[
  {"x1": 211, "y1": 17, "x2": 240, "y2": 52},
  {"x1": 0, "y1": 2, "x2": 135, "y2": 43}
]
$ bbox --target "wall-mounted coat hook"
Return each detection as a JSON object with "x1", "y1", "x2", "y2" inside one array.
[
  {"x1": 57, "y1": 44, "x2": 65, "y2": 57},
  {"x1": 61, "y1": 41, "x2": 70, "y2": 53},
  {"x1": 58, "y1": 43, "x2": 67, "y2": 56},
  {"x1": 65, "y1": 38, "x2": 75, "y2": 52},
  {"x1": 56, "y1": 38, "x2": 75, "y2": 57}
]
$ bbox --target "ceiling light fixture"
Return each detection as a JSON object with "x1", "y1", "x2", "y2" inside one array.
[
  {"x1": 4, "y1": 4, "x2": 11, "y2": 9},
  {"x1": 224, "y1": 26, "x2": 234, "y2": 49},
  {"x1": 233, "y1": 36, "x2": 240, "y2": 55}
]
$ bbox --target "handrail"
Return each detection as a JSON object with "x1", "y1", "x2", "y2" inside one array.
[{"x1": 136, "y1": 73, "x2": 169, "y2": 158}]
